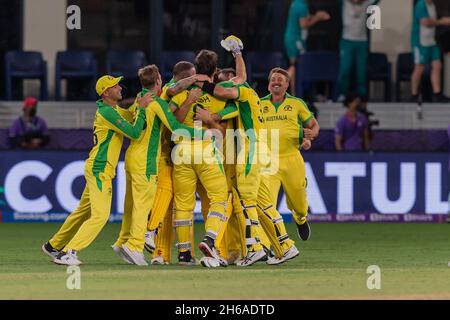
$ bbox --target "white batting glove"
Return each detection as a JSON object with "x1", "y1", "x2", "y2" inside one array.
[{"x1": 220, "y1": 35, "x2": 244, "y2": 57}]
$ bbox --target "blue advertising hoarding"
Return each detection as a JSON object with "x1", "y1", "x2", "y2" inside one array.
[{"x1": 0, "y1": 151, "x2": 448, "y2": 223}]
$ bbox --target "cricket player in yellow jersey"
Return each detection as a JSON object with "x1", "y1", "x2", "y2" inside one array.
[
  {"x1": 141, "y1": 62, "x2": 208, "y2": 264},
  {"x1": 41, "y1": 75, "x2": 152, "y2": 266},
  {"x1": 195, "y1": 36, "x2": 299, "y2": 265},
  {"x1": 111, "y1": 65, "x2": 203, "y2": 266},
  {"x1": 170, "y1": 49, "x2": 232, "y2": 265},
  {"x1": 260, "y1": 67, "x2": 320, "y2": 241}
]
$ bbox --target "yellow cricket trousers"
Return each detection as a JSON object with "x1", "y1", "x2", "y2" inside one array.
[
  {"x1": 172, "y1": 141, "x2": 228, "y2": 252},
  {"x1": 265, "y1": 152, "x2": 309, "y2": 226},
  {"x1": 114, "y1": 171, "x2": 158, "y2": 252},
  {"x1": 49, "y1": 169, "x2": 113, "y2": 252}
]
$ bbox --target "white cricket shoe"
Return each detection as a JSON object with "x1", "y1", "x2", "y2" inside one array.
[
  {"x1": 266, "y1": 255, "x2": 284, "y2": 265},
  {"x1": 200, "y1": 256, "x2": 220, "y2": 268},
  {"x1": 236, "y1": 249, "x2": 267, "y2": 267},
  {"x1": 53, "y1": 249, "x2": 82, "y2": 266},
  {"x1": 150, "y1": 256, "x2": 168, "y2": 265},
  {"x1": 41, "y1": 241, "x2": 60, "y2": 259},
  {"x1": 120, "y1": 244, "x2": 148, "y2": 266},
  {"x1": 111, "y1": 244, "x2": 133, "y2": 264},
  {"x1": 281, "y1": 245, "x2": 300, "y2": 262},
  {"x1": 217, "y1": 256, "x2": 228, "y2": 267},
  {"x1": 144, "y1": 230, "x2": 156, "y2": 253}
]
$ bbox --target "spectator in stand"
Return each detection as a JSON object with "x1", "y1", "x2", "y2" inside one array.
[
  {"x1": 335, "y1": 93, "x2": 369, "y2": 151},
  {"x1": 411, "y1": 0, "x2": 450, "y2": 102},
  {"x1": 8, "y1": 97, "x2": 50, "y2": 149},
  {"x1": 284, "y1": 0, "x2": 330, "y2": 96},
  {"x1": 337, "y1": 0, "x2": 380, "y2": 102}
]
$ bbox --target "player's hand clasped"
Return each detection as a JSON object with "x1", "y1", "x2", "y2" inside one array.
[
  {"x1": 303, "y1": 128, "x2": 316, "y2": 140},
  {"x1": 194, "y1": 107, "x2": 213, "y2": 125},
  {"x1": 187, "y1": 88, "x2": 203, "y2": 105}
]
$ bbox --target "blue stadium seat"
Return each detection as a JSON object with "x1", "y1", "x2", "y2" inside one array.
[
  {"x1": 4, "y1": 51, "x2": 48, "y2": 100},
  {"x1": 396, "y1": 53, "x2": 414, "y2": 101},
  {"x1": 55, "y1": 50, "x2": 97, "y2": 101},
  {"x1": 296, "y1": 51, "x2": 339, "y2": 99},
  {"x1": 160, "y1": 50, "x2": 196, "y2": 83},
  {"x1": 246, "y1": 51, "x2": 286, "y2": 84},
  {"x1": 106, "y1": 50, "x2": 148, "y2": 79},
  {"x1": 367, "y1": 52, "x2": 392, "y2": 101}
]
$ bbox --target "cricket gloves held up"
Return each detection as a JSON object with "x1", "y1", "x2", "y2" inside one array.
[{"x1": 220, "y1": 35, "x2": 243, "y2": 57}]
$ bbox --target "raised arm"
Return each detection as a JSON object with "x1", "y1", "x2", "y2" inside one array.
[{"x1": 230, "y1": 53, "x2": 247, "y2": 85}]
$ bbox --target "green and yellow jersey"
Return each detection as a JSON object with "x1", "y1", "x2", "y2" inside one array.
[
  {"x1": 85, "y1": 99, "x2": 146, "y2": 189},
  {"x1": 125, "y1": 89, "x2": 202, "y2": 178},
  {"x1": 159, "y1": 79, "x2": 176, "y2": 160},
  {"x1": 160, "y1": 78, "x2": 175, "y2": 103},
  {"x1": 260, "y1": 93, "x2": 314, "y2": 157},
  {"x1": 217, "y1": 82, "x2": 264, "y2": 142},
  {"x1": 170, "y1": 85, "x2": 235, "y2": 144}
]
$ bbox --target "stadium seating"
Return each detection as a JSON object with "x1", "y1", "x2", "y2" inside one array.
[
  {"x1": 295, "y1": 51, "x2": 339, "y2": 99},
  {"x1": 55, "y1": 50, "x2": 97, "y2": 101},
  {"x1": 396, "y1": 53, "x2": 414, "y2": 101},
  {"x1": 4, "y1": 50, "x2": 48, "y2": 100},
  {"x1": 246, "y1": 51, "x2": 286, "y2": 84},
  {"x1": 160, "y1": 50, "x2": 196, "y2": 82},
  {"x1": 106, "y1": 50, "x2": 148, "y2": 79},
  {"x1": 367, "y1": 52, "x2": 392, "y2": 102}
]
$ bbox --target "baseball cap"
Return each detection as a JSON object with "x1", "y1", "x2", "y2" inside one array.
[
  {"x1": 23, "y1": 96, "x2": 38, "y2": 109},
  {"x1": 95, "y1": 75, "x2": 124, "y2": 96}
]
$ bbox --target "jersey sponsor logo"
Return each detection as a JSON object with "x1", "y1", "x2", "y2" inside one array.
[
  {"x1": 116, "y1": 119, "x2": 127, "y2": 128},
  {"x1": 197, "y1": 95, "x2": 211, "y2": 104},
  {"x1": 284, "y1": 105, "x2": 293, "y2": 111},
  {"x1": 265, "y1": 115, "x2": 288, "y2": 122}
]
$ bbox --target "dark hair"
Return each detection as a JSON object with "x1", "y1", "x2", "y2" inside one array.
[
  {"x1": 138, "y1": 64, "x2": 160, "y2": 88},
  {"x1": 195, "y1": 49, "x2": 218, "y2": 77},
  {"x1": 172, "y1": 61, "x2": 195, "y2": 79},
  {"x1": 344, "y1": 93, "x2": 362, "y2": 107},
  {"x1": 218, "y1": 68, "x2": 236, "y2": 77},
  {"x1": 268, "y1": 67, "x2": 290, "y2": 82}
]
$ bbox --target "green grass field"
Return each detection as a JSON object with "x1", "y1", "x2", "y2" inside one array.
[{"x1": 0, "y1": 223, "x2": 449, "y2": 299}]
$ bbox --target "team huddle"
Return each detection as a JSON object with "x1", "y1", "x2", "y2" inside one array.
[{"x1": 41, "y1": 35, "x2": 320, "y2": 268}]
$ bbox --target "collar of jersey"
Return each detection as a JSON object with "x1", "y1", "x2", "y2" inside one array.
[
  {"x1": 96, "y1": 99, "x2": 117, "y2": 108},
  {"x1": 139, "y1": 88, "x2": 158, "y2": 98},
  {"x1": 268, "y1": 93, "x2": 289, "y2": 112}
]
